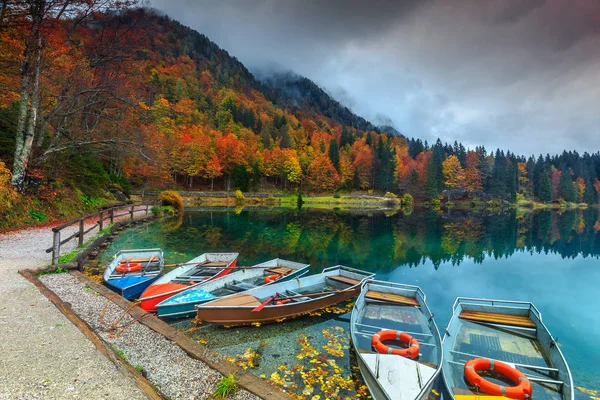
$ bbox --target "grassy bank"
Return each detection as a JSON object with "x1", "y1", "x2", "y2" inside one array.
[{"x1": 0, "y1": 189, "x2": 117, "y2": 232}]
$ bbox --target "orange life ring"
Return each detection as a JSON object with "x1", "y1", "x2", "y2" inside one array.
[
  {"x1": 464, "y1": 358, "x2": 532, "y2": 400},
  {"x1": 116, "y1": 262, "x2": 142, "y2": 274},
  {"x1": 264, "y1": 274, "x2": 279, "y2": 284},
  {"x1": 371, "y1": 330, "x2": 420, "y2": 359}
]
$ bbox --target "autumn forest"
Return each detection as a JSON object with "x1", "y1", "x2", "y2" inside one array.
[{"x1": 2, "y1": 4, "x2": 600, "y2": 226}]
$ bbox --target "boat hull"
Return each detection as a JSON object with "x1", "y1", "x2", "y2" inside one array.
[
  {"x1": 105, "y1": 274, "x2": 161, "y2": 300},
  {"x1": 140, "y1": 254, "x2": 238, "y2": 312},
  {"x1": 195, "y1": 286, "x2": 360, "y2": 326},
  {"x1": 157, "y1": 264, "x2": 308, "y2": 318}
]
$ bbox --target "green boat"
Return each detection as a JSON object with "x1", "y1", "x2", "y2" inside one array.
[{"x1": 156, "y1": 258, "x2": 310, "y2": 318}]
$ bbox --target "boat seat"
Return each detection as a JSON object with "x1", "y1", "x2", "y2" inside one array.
[
  {"x1": 459, "y1": 310, "x2": 536, "y2": 328},
  {"x1": 365, "y1": 290, "x2": 419, "y2": 306},
  {"x1": 225, "y1": 282, "x2": 257, "y2": 292},
  {"x1": 204, "y1": 261, "x2": 229, "y2": 267},
  {"x1": 204, "y1": 293, "x2": 261, "y2": 307},
  {"x1": 123, "y1": 256, "x2": 160, "y2": 263},
  {"x1": 265, "y1": 267, "x2": 294, "y2": 275},
  {"x1": 283, "y1": 290, "x2": 311, "y2": 302},
  {"x1": 326, "y1": 275, "x2": 361, "y2": 286}
]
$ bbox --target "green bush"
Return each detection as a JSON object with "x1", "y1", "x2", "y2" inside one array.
[
  {"x1": 158, "y1": 190, "x2": 183, "y2": 212},
  {"x1": 333, "y1": 193, "x2": 341, "y2": 199},
  {"x1": 213, "y1": 374, "x2": 237, "y2": 399},
  {"x1": 402, "y1": 193, "x2": 414, "y2": 208},
  {"x1": 234, "y1": 189, "x2": 245, "y2": 204},
  {"x1": 28, "y1": 209, "x2": 47, "y2": 222},
  {"x1": 151, "y1": 205, "x2": 162, "y2": 216},
  {"x1": 384, "y1": 192, "x2": 397, "y2": 198}
]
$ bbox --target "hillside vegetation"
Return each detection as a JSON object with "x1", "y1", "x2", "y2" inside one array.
[{"x1": 1, "y1": 6, "x2": 600, "y2": 228}]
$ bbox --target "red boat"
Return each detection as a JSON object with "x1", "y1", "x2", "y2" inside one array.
[{"x1": 139, "y1": 253, "x2": 238, "y2": 312}]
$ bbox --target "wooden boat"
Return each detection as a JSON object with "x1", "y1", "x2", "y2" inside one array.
[
  {"x1": 350, "y1": 280, "x2": 443, "y2": 400},
  {"x1": 156, "y1": 258, "x2": 310, "y2": 318},
  {"x1": 442, "y1": 298, "x2": 573, "y2": 400},
  {"x1": 139, "y1": 252, "x2": 238, "y2": 312},
  {"x1": 195, "y1": 266, "x2": 374, "y2": 326},
  {"x1": 103, "y1": 249, "x2": 164, "y2": 300}
]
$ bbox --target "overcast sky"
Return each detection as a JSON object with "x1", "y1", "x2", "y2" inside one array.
[{"x1": 149, "y1": 0, "x2": 600, "y2": 156}]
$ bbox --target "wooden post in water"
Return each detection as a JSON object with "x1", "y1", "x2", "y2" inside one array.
[
  {"x1": 78, "y1": 218, "x2": 84, "y2": 247},
  {"x1": 145, "y1": 204, "x2": 149, "y2": 215},
  {"x1": 130, "y1": 204, "x2": 134, "y2": 219},
  {"x1": 99, "y1": 210, "x2": 104, "y2": 231},
  {"x1": 110, "y1": 208, "x2": 114, "y2": 224},
  {"x1": 52, "y1": 230, "x2": 61, "y2": 265}
]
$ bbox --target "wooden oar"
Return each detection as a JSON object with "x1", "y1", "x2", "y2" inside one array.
[
  {"x1": 162, "y1": 262, "x2": 279, "y2": 269},
  {"x1": 251, "y1": 288, "x2": 355, "y2": 312},
  {"x1": 279, "y1": 288, "x2": 354, "y2": 301},
  {"x1": 252, "y1": 295, "x2": 277, "y2": 312}
]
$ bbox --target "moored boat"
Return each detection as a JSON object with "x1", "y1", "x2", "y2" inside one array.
[
  {"x1": 350, "y1": 280, "x2": 443, "y2": 400},
  {"x1": 156, "y1": 258, "x2": 310, "y2": 318},
  {"x1": 195, "y1": 266, "x2": 374, "y2": 326},
  {"x1": 103, "y1": 248, "x2": 164, "y2": 300},
  {"x1": 139, "y1": 252, "x2": 239, "y2": 312},
  {"x1": 442, "y1": 298, "x2": 573, "y2": 400}
]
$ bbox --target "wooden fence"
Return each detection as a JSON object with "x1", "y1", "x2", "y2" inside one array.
[{"x1": 46, "y1": 202, "x2": 154, "y2": 265}]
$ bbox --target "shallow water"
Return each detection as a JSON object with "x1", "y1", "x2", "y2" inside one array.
[{"x1": 100, "y1": 207, "x2": 600, "y2": 398}]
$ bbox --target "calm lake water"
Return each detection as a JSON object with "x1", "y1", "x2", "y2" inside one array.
[{"x1": 100, "y1": 207, "x2": 600, "y2": 398}]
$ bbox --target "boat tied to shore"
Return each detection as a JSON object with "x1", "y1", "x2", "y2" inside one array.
[
  {"x1": 156, "y1": 258, "x2": 310, "y2": 318},
  {"x1": 441, "y1": 298, "x2": 573, "y2": 400},
  {"x1": 350, "y1": 280, "x2": 443, "y2": 400},
  {"x1": 139, "y1": 252, "x2": 239, "y2": 312},
  {"x1": 195, "y1": 265, "x2": 374, "y2": 326},
  {"x1": 103, "y1": 248, "x2": 164, "y2": 300}
]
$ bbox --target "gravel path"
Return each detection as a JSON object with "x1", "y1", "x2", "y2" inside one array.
[
  {"x1": 0, "y1": 223, "x2": 147, "y2": 399},
  {"x1": 40, "y1": 273, "x2": 259, "y2": 400}
]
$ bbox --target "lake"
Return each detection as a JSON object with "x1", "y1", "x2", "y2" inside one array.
[{"x1": 100, "y1": 207, "x2": 600, "y2": 399}]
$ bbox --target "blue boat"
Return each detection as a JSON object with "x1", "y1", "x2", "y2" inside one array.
[
  {"x1": 103, "y1": 249, "x2": 164, "y2": 300},
  {"x1": 156, "y1": 258, "x2": 310, "y2": 318}
]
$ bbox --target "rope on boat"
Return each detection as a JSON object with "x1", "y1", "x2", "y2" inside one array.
[{"x1": 99, "y1": 295, "x2": 151, "y2": 338}]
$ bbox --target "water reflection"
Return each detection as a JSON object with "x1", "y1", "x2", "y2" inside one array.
[{"x1": 100, "y1": 206, "x2": 600, "y2": 395}]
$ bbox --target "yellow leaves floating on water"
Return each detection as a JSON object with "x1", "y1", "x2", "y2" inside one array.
[
  {"x1": 270, "y1": 372, "x2": 286, "y2": 386},
  {"x1": 251, "y1": 322, "x2": 262, "y2": 327},
  {"x1": 197, "y1": 338, "x2": 208, "y2": 345},
  {"x1": 576, "y1": 386, "x2": 599, "y2": 400},
  {"x1": 264, "y1": 327, "x2": 367, "y2": 400}
]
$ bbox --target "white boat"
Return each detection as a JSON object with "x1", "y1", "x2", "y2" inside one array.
[
  {"x1": 350, "y1": 280, "x2": 443, "y2": 400},
  {"x1": 442, "y1": 298, "x2": 574, "y2": 400}
]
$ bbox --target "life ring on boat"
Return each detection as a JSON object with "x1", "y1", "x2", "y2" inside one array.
[
  {"x1": 371, "y1": 330, "x2": 420, "y2": 359},
  {"x1": 116, "y1": 262, "x2": 142, "y2": 274},
  {"x1": 264, "y1": 274, "x2": 279, "y2": 284},
  {"x1": 464, "y1": 358, "x2": 532, "y2": 400}
]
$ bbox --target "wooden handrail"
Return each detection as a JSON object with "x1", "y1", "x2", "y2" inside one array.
[{"x1": 50, "y1": 202, "x2": 155, "y2": 265}]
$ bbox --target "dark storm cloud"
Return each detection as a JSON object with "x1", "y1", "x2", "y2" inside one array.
[{"x1": 150, "y1": 0, "x2": 600, "y2": 155}]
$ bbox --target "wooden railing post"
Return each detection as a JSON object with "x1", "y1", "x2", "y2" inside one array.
[
  {"x1": 99, "y1": 210, "x2": 104, "y2": 231},
  {"x1": 52, "y1": 230, "x2": 61, "y2": 264},
  {"x1": 78, "y1": 218, "x2": 85, "y2": 247},
  {"x1": 130, "y1": 204, "x2": 134, "y2": 219},
  {"x1": 110, "y1": 208, "x2": 114, "y2": 223},
  {"x1": 145, "y1": 204, "x2": 149, "y2": 215}
]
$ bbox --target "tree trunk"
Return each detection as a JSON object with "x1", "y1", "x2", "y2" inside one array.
[
  {"x1": 11, "y1": 5, "x2": 43, "y2": 190},
  {"x1": 211, "y1": 178, "x2": 214, "y2": 191}
]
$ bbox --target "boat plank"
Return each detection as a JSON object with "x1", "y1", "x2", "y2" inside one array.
[
  {"x1": 265, "y1": 267, "x2": 294, "y2": 275},
  {"x1": 459, "y1": 310, "x2": 536, "y2": 328},
  {"x1": 205, "y1": 293, "x2": 261, "y2": 307},
  {"x1": 204, "y1": 261, "x2": 229, "y2": 267},
  {"x1": 326, "y1": 275, "x2": 361, "y2": 286},
  {"x1": 365, "y1": 290, "x2": 419, "y2": 306},
  {"x1": 122, "y1": 256, "x2": 160, "y2": 263}
]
